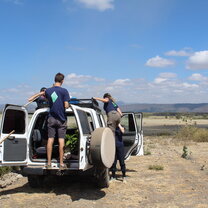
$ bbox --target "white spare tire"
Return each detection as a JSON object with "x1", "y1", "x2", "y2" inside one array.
[{"x1": 90, "y1": 127, "x2": 115, "y2": 168}]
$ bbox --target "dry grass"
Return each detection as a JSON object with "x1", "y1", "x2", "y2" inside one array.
[
  {"x1": 148, "y1": 164, "x2": 164, "y2": 171},
  {"x1": 175, "y1": 125, "x2": 208, "y2": 142},
  {"x1": 143, "y1": 116, "x2": 208, "y2": 127}
]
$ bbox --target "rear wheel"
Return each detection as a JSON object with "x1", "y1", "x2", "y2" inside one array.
[
  {"x1": 27, "y1": 175, "x2": 44, "y2": 188},
  {"x1": 95, "y1": 167, "x2": 110, "y2": 188}
]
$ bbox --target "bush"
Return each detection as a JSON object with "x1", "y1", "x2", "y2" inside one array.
[
  {"x1": 144, "y1": 149, "x2": 151, "y2": 155},
  {"x1": 181, "y1": 146, "x2": 188, "y2": 159},
  {"x1": 0, "y1": 166, "x2": 12, "y2": 177},
  {"x1": 175, "y1": 126, "x2": 208, "y2": 142},
  {"x1": 148, "y1": 165, "x2": 164, "y2": 171}
]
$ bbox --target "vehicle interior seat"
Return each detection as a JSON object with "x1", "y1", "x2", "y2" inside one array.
[{"x1": 32, "y1": 129, "x2": 59, "y2": 158}]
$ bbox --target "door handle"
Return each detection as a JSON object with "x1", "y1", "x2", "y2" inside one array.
[
  {"x1": 8, "y1": 136, "x2": 18, "y2": 144},
  {"x1": 8, "y1": 136, "x2": 15, "y2": 140}
]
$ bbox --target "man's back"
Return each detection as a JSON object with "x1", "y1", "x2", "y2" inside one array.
[{"x1": 45, "y1": 86, "x2": 70, "y2": 122}]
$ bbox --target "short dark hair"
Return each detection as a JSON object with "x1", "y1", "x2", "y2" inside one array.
[
  {"x1": 40, "y1": 87, "x2": 46, "y2": 92},
  {"x1": 55, "y1": 73, "x2": 65, "y2": 83},
  {"x1": 103, "y1": 93, "x2": 111, "y2": 98}
]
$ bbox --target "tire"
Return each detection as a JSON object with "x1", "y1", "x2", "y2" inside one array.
[
  {"x1": 27, "y1": 175, "x2": 44, "y2": 188},
  {"x1": 95, "y1": 167, "x2": 110, "y2": 188},
  {"x1": 90, "y1": 127, "x2": 115, "y2": 168}
]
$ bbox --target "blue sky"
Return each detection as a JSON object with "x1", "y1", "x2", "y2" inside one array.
[{"x1": 1, "y1": 0, "x2": 208, "y2": 104}]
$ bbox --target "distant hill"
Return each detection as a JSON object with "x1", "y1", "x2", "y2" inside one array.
[
  {"x1": 1, "y1": 103, "x2": 208, "y2": 113},
  {"x1": 120, "y1": 103, "x2": 208, "y2": 113}
]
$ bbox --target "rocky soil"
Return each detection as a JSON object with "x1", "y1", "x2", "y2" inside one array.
[
  {"x1": 0, "y1": 172, "x2": 23, "y2": 188},
  {"x1": 0, "y1": 137, "x2": 208, "y2": 208}
]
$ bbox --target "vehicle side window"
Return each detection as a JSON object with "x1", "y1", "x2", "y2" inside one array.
[
  {"x1": 76, "y1": 110, "x2": 91, "y2": 135},
  {"x1": 67, "y1": 113, "x2": 78, "y2": 129},
  {"x1": 2, "y1": 109, "x2": 25, "y2": 134},
  {"x1": 120, "y1": 114, "x2": 136, "y2": 133},
  {"x1": 96, "y1": 114, "x2": 103, "y2": 127},
  {"x1": 86, "y1": 113, "x2": 95, "y2": 131}
]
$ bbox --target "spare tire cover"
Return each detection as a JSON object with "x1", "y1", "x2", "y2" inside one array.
[{"x1": 90, "y1": 127, "x2": 115, "y2": 168}]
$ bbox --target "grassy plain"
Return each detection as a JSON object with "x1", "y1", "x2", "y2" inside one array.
[{"x1": 143, "y1": 114, "x2": 208, "y2": 136}]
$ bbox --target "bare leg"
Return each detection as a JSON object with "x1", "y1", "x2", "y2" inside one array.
[
  {"x1": 47, "y1": 138, "x2": 54, "y2": 165},
  {"x1": 59, "y1": 138, "x2": 65, "y2": 165}
]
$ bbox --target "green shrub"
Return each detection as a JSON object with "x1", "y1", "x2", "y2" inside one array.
[
  {"x1": 0, "y1": 166, "x2": 12, "y2": 177},
  {"x1": 156, "y1": 131, "x2": 172, "y2": 136},
  {"x1": 148, "y1": 165, "x2": 164, "y2": 171},
  {"x1": 144, "y1": 149, "x2": 151, "y2": 155},
  {"x1": 181, "y1": 145, "x2": 188, "y2": 159}
]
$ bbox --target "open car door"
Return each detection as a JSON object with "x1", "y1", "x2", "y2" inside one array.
[
  {"x1": 0, "y1": 104, "x2": 28, "y2": 166},
  {"x1": 70, "y1": 104, "x2": 92, "y2": 169},
  {"x1": 120, "y1": 112, "x2": 143, "y2": 160},
  {"x1": 132, "y1": 113, "x2": 143, "y2": 156}
]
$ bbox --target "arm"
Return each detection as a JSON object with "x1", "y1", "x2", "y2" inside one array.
[
  {"x1": 64, "y1": 101, "x2": 70, "y2": 109},
  {"x1": 28, "y1": 91, "x2": 44, "y2": 102},
  {"x1": 118, "y1": 124, "x2": 125, "y2": 134},
  {"x1": 117, "y1": 107, "x2": 123, "y2": 117},
  {"x1": 93, "y1": 97, "x2": 109, "y2": 103},
  {"x1": 64, "y1": 89, "x2": 70, "y2": 109}
]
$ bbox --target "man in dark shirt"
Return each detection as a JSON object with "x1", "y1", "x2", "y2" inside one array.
[
  {"x1": 44, "y1": 73, "x2": 70, "y2": 169},
  {"x1": 30, "y1": 73, "x2": 70, "y2": 169}
]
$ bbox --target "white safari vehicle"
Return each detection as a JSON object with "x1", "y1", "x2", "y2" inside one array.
[{"x1": 0, "y1": 99, "x2": 143, "y2": 188}]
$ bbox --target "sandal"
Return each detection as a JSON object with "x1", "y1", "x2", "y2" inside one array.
[
  {"x1": 59, "y1": 163, "x2": 67, "y2": 170},
  {"x1": 45, "y1": 164, "x2": 52, "y2": 169}
]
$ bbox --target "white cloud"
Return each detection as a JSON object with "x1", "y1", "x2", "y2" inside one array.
[
  {"x1": 64, "y1": 73, "x2": 105, "y2": 88},
  {"x1": 112, "y1": 79, "x2": 131, "y2": 86},
  {"x1": 154, "y1": 77, "x2": 167, "y2": 84},
  {"x1": 188, "y1": 73, "x2": 208, "y2": 82},
  {"x1": 165, "y1": 49, "x2": 193, "y2": 57},
  {"x1": 146, "y1": 56, "x2": 175, "y2": 68},
  {"x1": 153, "y1": 72, "x2": 177, "y2": 84},
  {"x1": 159, "y1": 72, "x2": 177, "y2": 78},
  {"x1": 0, "y1": 85, "x2": 37, "y2": 105},
  {"x1": 1, "y1": 72, "x2": 208, "y2": 104},
  {"x1": 75, "y1": 0, "x2": 114, "y2": 11},
  {"x1": 173, "y1": 89, "x2": 183, "y2": 93},
  {"x1": 181, "y1": 82, "x2": 199, "y2": 88},
  {"x1": 186, "y1": 50, "x2": 208, "y2": 70}
]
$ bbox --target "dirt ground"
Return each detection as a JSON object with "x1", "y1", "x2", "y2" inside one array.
[{"x1": 0, "y1": 136, "x2": 208, "y2": 208}]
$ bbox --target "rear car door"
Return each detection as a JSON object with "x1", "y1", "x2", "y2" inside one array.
[
  {"x1": 0, "y1": 104, "x2": 28, "y2": 166},
  {"x1": 120, "y1": 112, "x2": 143, "y2": 159},
  {"x1": 70, "y1": 105, "x2": 93, "y2": 169}
]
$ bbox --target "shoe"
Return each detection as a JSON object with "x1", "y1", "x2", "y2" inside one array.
[
  {"x1": 122, "y1": 177, "x2": 127, "y2": 184},
  {"x1": 59, "y1": 163, "x2": 67, "y2": 170},
  {"x1": 109, "y1": 177, "x2": 116, "y2": 183}
]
